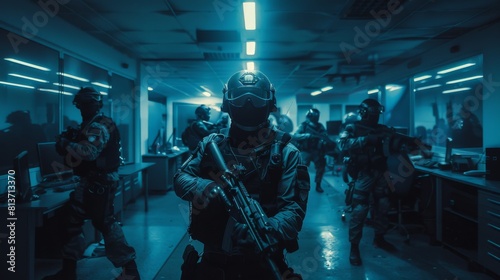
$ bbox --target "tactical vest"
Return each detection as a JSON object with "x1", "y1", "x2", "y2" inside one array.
[
  {"x1": 72, "y1": 115, "x2": 121, "y2": 178},
  {"x1": 189, "y1": 128, "x2": 310, "y2": 252}
]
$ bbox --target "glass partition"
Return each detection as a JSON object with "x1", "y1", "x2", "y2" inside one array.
[
  {"x1": 412, "y1": 55, "x2": 483, "y2": 151},
  {"x1": 62, "y1": 54, "x2": 110, "y2": 127},
  {"x1": 0, "y1": 27, "x2": 137, "y2": 175},
  {"x1": 110, "y1": 73, "x2": 136, "y2": 163},
  {"x1": 0, "y1": 28, "x2": 60, "y2": 173},
  {"x1": 383, "y1": 79, "x2": 410, "y2": 131}
]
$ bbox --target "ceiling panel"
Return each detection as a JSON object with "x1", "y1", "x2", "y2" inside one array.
[{"x1": 27, "y1": 0, "x2": 498, "y2": 99}]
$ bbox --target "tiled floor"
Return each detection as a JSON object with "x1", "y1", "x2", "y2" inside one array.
[{"x1": 36, "y1": 170, "x2": 496, "y2": 280}]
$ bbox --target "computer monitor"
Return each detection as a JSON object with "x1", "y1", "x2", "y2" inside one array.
[
  {"x1": 326, "y1": 120, "x2": 343, "y2": 135},
  {"x1": 13, "y1": 151, "x2": 33, "y2": 203},
  {"x1": 37, "y1": 142, "x2": 73, "y2": 181}
]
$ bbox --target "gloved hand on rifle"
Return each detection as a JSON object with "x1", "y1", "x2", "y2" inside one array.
[
  {"x1": 231, "y1": 221, "x2": 279, "y2": 252},
  {"x1": 191, "y1": 182, "x2": 231, "y2": 211}
]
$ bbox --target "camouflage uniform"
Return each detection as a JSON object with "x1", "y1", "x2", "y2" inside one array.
[{"x1": 61, "y1": 114, "x2": 136, "y2": 267}]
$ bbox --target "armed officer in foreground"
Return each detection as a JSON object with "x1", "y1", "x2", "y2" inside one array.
[
  {"x1": 44, "y1": 87, "x2": 140, "y2": 280},
  {"x1": 174, "y1": 70, "x2": 309, "y2": 280},
  {"x1": 338, "y1": 98, "x2": 397, "y2": 266}
]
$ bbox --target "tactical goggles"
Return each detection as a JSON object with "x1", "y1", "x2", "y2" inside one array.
[
  {"x1": 226, "y1": 87, "x2": 272, "y2": 108},
  {"x1": 359, "y1": 105, "x2": 384, "y2": 115}
]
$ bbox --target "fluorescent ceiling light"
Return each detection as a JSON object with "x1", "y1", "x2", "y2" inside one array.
[
  {"x1": 38, "y1": 88, "x2": 73, "y2": 95},
  {"x1": 8, "y1": 73, "x2": 48, "y2": 83},
  {"x1": 413, "y1": 75, "x2": 432, "y2": 82},
  {"x1": 415, "y1": 84, "x2": 441, "y2": 91},
  {"x1": 99, "y1": 91, "x2": 108, "y2": 95},
  {"x1": 4, "y1": 58, "x2": 50, "y2": 71},
  {"x1": 246, "y1": 41, "x2": 256, "y2": 55},
  {"x1": 367, "y1": 89, "x2": 379, "y2": 94},
  {"x1": 53, "y1": 83, "x2": 81, "y2": 90},
  {"x1": 147, "y1": 87, "x2": 153, "y2": 91},
  {"x1": 91, "y1": 82, "x2": 112, "y2": 89},
  {"x1": 243, "y1": 2, "x2": 256, "y2": 30},
  {"x1": 202, "y1": 91, "x2": 211, "y2": 97},
  {"x1": 0, "y1": 80, "x2": 35, "y2": 89},
  {"x1": 57, "y1": 72, "x2": 89, "y2": 82},
  {"x1": 446, "y1": 75, "x2": 483, "y2": 85},
  {"x1": 246, "y1": 61, "x2": 255, "y2": 71},
  {"x1": 385, "y1": 84, "x2": 402, "y2": 91},
  {"x1": 442, "y1": 87, "x2": 471, "y2": 94},
  {"x1": 310, "y1": 90, "x2": 322, "y2": 96},
  {"x1": 437, "y1": 63, "x2": 476, "y2": 74},
  {"x1": 321, "y1": 86, "x2": 333, "y2": 92}
]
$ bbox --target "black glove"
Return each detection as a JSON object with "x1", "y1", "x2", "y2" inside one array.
[
  {"x1": 193, "y1": 183, "x2": 231, "y2": 210},
  {"x1": 55, "y1": 137, "x2": 71, "y2": 156},
  {"x1": 232, "y1": 222, "x2": 254, "y2": 247}
]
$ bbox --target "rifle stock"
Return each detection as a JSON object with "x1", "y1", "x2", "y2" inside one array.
[{"x1": 205, "y1": 141, "x2": 282, "y2": 279}]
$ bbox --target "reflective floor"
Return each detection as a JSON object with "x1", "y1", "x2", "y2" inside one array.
[{"x1": 36, "y1": 169, "x2": 496, "y2": 280}]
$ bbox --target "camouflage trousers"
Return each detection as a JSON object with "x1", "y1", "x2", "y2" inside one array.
[
  {"x1": 348, "y1": 169, "x2": 390, "y2": 244},
  {"x1": 61, "y1": 178, "x2": 136, "y2": 267}
]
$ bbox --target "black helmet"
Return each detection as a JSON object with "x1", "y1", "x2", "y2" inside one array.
[
  {"x1": 6, "y1": 110, "x2": 31, "y2": 125},
  {"x1": 343, "y1": 112, "x2": 360, "y2": 125},
  {"x1": 358, "y1": 98, "x2": 384, "y2": 125},
  {"x1": 73, "y1": 87, "x2": 103, "y2": 109},
  {"x1": 222, "y1": 70, "x2": 276, "y2": 131},
  {"x1": 195, "y1": 105, "x2": 211, "y2": 121},
  {"x1": 306, "y1": 108, "x2": 320, "y2": 124}
]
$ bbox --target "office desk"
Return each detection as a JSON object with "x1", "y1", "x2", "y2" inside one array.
[
  {"x1": 414, "y1": 165, "x2": 500, "y2": 276},
  {"x1": 118, "y1": 162, "x2": 155, "y2": 212},
  {"x1": 0, "y1": 190, "x2": 69, "y2": 280},
  {"x1": 142, "y1": 148, "x2": 189, "y2": 193},
  {"x1": 0, "y1": 163, "x2": 154, "y2": 280}
]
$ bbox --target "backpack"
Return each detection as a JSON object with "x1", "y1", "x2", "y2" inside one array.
[{"x1": 181, "y1": 122, "x2": 201, "y2": 150}]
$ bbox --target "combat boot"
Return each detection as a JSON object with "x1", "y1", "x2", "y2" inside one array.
[
  {"x1": 116, "y1": 260, "x2": 141, "y2": 280},
  {"x1": 42, "y1": 259, "x2": 77, "y2": 280},
  {"x1": 315, "y1": 183, "x2": 324, "y2": 193},
  {"x1": 349, "y1": 243, "x2": 362, "y2": 266},
  {"x1": 373, "y1": 235, "x2": 397, "y2": 252}
]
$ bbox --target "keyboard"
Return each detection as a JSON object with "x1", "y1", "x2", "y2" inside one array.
[
  {"x1": 415, "y1": 160, "x2": 438, "y2": 168},
  {"x1": 39, "y1": 176, "x2": 80, "y2": 189},
  {"x1": 53, "y1": 183, "x2": 78, "y2": 192}
]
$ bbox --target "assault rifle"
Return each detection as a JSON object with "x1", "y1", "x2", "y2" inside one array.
[
  {"x1": 205, "y1": 140, "x2": 282, "y2": 280},
  {"x1": 356, "y1": 123, "x2": 430, "y2": 156},
  {"x1": 60, "y1": 126, "x2": 79, "y2": 141},
  {"x1": 301, "y1": 123, "x2": 337, "y2": 152}
]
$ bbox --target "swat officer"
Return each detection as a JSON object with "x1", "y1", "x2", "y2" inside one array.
[
  {"x1": 174, "y1": 70, "x2": 308, "y2": 280},
  {"x1": 338, "y1": 98, "x2": 396, "y2": 266},
  {"x1": 192, "y1": 104, "x2": 218, "y2": 137},
  {"x1": 292, "y1": 108, "x2": 329, "y2": 193},
  {"x1": 44, "y1": 87, "x2": 140, "y2": 280},
  {"x1": 182, "y1": 105, "x2": 219, "y2": 151}
]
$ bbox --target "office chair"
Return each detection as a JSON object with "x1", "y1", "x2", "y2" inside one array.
[{"x1": 386, "y1": 174, "x2": 430, "y2": 244}]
